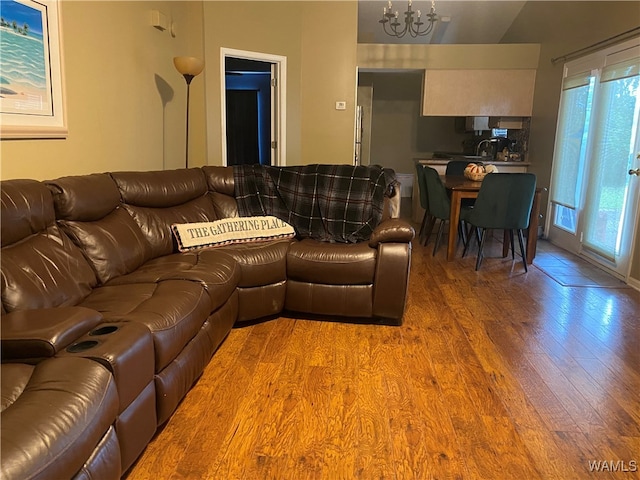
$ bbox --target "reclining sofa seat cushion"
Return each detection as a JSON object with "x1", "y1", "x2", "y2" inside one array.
[
  {"x1": 79, "y1": 279, "x2": 212, "y2": 373},
  {"x1": 287, "y1": 239, "x2": 377, "y2": 285},
  {"x1": 1, "y1": 357, "x2": 121, "y2": 480},
  {"x1": 1, "y1": 179, "x2": 98, "y2": 313},
  {"x1": 206, "y1": 240, "x2": 291, "y2": 321},
  {"x1": 79, "y1": 277, "x2": 229, "y2": 426}
]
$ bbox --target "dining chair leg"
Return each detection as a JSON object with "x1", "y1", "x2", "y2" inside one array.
[
  {"x1": 458, "y1": 221, "x2": 468, "y2": 247},
  {"x1": 423, "y1": 215, "x2": 437, "y2": 246},
  {"x1": 462, "y1": 226, "x2": 478, "y2": 258},
  {"x1": 475, "y1": 228, "x2": 488, "y2": 271},
  {"x1": 517, "y1": 229, "x2": 528, "y2": 272},
  {"x1": 433, "y1": 220, "x2": 446, "y2": 256},
  {"x1": 419, "y1": 211, "x2": 429, "y2": 243},
  {"x1": 462, "y1": 226, "x2": 472, "y2": 257},
  {"x1": 509, "y1": 229, "x2": 515, "y2": 259}
]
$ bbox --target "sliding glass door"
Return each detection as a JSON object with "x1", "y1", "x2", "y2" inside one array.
[{"x1": 548, "y1": 38, "x2": 640, "y2": 279}]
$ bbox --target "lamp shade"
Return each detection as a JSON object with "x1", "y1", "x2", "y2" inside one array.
[{"x1": 173, "y1": 56, "x2": 204, "y2": 76}]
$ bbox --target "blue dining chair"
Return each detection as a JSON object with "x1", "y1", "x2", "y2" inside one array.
[{"x1": 461, "y1": 173, "x2": 536, "y2": 271}]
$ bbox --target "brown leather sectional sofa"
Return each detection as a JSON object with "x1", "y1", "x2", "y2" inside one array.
[{"x1": 0, "y1": 165, "x2": 414, "y2": 479}]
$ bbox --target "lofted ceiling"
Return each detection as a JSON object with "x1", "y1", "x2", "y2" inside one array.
[{"x1": 358, "y1": 0, "x2": 527, "y2": 44}]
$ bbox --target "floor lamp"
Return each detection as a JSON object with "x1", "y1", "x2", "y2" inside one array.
[{"x1": 173, "y1": 56, "x2": 204, "y2": 168}]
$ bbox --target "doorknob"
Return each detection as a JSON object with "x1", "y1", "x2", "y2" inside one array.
[{"x1": 630, "y1": 168, "x2": 640, "y2": 176}]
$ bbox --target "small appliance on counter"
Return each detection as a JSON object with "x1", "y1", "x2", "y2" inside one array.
[{"x1": 475, "y1": 137, "x2": 518, "y2": 160}]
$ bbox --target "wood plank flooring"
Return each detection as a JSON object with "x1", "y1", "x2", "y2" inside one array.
[{"x1": 126, "y1": 235, "x2": 640, "y2": 480}]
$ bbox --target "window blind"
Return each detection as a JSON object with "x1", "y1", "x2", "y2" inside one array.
[
  {"x1": 601, "y1": 56, "x2": 640, "y2": 83},
  {"x1": 549, "y1": 75, "x2": 594, "y2": 209},
  {"x1": 563, "y1": 71, "x2": 592, "y2": 90}
]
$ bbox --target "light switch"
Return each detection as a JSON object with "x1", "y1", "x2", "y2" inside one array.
[{"x1": 335, "y1": 101, "x2": 346, "y2": 110}]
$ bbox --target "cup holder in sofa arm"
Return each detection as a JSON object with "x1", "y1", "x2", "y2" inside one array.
[
  {"x1": 66, "y1": 340, "x2": 99, "y2": 353},
  {"x1": 89, "y1": 325, "x2": 119, "y2": 336}
]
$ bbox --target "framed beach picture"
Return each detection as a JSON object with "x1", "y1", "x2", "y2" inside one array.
[{"x1": 0, "y1": 0, "x2": 66, "y2": 138}]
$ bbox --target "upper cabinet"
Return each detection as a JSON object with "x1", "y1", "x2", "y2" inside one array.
[{"x1": 421, "y1": 69, "x2": 537, "y2": 117}]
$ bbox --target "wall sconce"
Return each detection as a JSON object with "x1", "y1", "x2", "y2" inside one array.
[{"x1": 173, "y1": 56, "x2": 204, "y2": 168}]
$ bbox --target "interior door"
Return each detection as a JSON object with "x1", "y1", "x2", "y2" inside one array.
[{"x1": 547, "y1": 39, "x2": 640, "y2": 280}]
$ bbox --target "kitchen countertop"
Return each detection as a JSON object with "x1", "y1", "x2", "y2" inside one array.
[{"x1": 414, "y1": 157, "x2": 530, "y2": 167}]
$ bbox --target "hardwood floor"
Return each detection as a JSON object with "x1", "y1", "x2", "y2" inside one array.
[{"x1": 126, "y1": 235, "x2": 640, "y2": 480}]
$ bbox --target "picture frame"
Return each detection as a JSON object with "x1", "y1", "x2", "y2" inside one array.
[{"x1": 0, "y1": 0, "x2": 67, "y2": 139}]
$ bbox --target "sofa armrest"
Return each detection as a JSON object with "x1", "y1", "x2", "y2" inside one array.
[
  {"x1": 372, "y1": 242, "x2": 411, "y2": 323},
  {"x1": 368, "y1": 218, "x2": 415, "y2": 248},
  {"x1": 1, "y1": 307, "x2": 103, "y2": 361}
]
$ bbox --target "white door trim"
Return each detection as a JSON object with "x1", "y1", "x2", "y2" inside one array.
[{"x1": 220, "y1": 48, "x2": 287, "y2": 166}]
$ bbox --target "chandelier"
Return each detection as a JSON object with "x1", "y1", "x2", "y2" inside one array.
[{"x1": 379, "y1": 0, "x2": 438, "y2": 38}]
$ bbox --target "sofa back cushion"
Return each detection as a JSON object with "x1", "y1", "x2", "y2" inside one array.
[
  {"x1": 1, "y1": 179, "x2": 56, "y2": 247},
  {"x1": 46, "y1": 173, "x2": 121, "y2": 221},
  {"x1": 59, "y1": 208, "x2": 153, "y2": 284},
  {"x1": 47, "y1": 174, "x2": 152, "y2": 284},
  {"x1": 111, "y1": 169, "x2": 219, "y2": 257},
  {"x1": 113, "y1": 168, "x2": 209, "y2": 207},
  {"x1": 202, "y1": 166, "x2": 239, "y2": 219},
  {"x1": 1, "y1": 180, "x2": 97, "y2": 312}
]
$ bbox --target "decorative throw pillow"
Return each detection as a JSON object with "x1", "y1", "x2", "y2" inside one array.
[{"x1": 172, "y1": 216, "x2": 296, "y2": 252}]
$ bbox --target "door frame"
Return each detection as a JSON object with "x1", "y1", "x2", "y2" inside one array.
[{"x1": 220, "y1": 48, "x2": 287, "y2": 166}]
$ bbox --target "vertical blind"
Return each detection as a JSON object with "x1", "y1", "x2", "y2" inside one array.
[{"x1": 548, "y1": 70, "x2": 594, "y2": 209}]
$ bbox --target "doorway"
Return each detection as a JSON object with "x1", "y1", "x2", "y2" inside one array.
[
  {"x1": 547, "y1": 38, "x2": 640, "y2": 281},
  {"x1": 221, "y1": 48, "x2": 287, "y2": 166},
  {"x1": 225, "y1": 58, "x2": 270, "y2": 165}
]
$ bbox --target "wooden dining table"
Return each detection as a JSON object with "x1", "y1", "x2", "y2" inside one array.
[{"x1": 442, "y1": 175, "x2": 545, "y2": 264}]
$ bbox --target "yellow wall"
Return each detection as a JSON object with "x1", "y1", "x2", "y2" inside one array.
[
  {"x1": 2, "y1": 1, "x2": 360, "y2": 172},
  {"x1": 202, "y1": 1, "x2": 301, "y2": 166},
  {"x1": 202, "y1": 1, "x2": 357, "y2": 167},
  {"x1": 300, "y1": 2, "x2": 358, "y2": 165},
  {"x1": 0, "y1": 1, "x2": 205, "y2": 180}
]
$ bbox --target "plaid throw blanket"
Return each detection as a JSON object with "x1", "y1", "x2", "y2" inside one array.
[{"x1": 234, "y1": 164, "x2": 392, "y2": 243}]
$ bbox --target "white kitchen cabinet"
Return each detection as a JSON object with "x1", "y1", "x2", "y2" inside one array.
[{"x1": 422, "y1": 69, "x2": 536, "y2": 117}]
